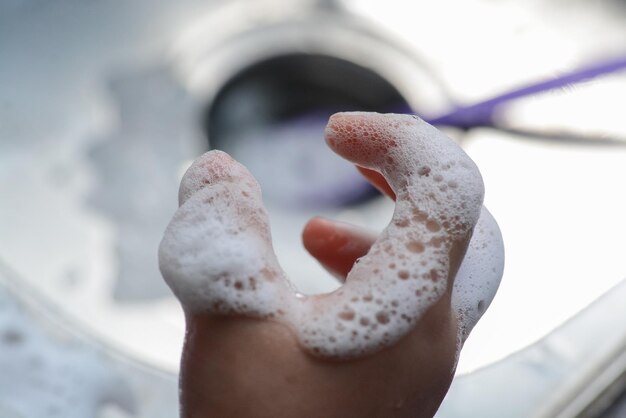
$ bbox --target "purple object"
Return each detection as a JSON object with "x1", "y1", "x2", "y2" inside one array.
[{"x1": 421, "y1": 55, "x2": 626, "y2": 129}]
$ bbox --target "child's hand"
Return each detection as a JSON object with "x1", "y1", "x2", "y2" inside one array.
[{"x1": 159, "y1": 113, "x2": 504, "y2": 418}]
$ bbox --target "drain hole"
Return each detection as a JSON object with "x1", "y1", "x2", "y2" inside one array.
[{"x1": 205, "y1": 53, "x2": 409, "y2": 209}]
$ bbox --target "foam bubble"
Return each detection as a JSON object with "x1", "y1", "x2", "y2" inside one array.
[{"x1": 159, "y1": 112, "x2": 502, "y2": 360}]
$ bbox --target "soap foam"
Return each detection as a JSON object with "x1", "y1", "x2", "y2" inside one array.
[
  {"x1": 452, "y1": 206, "x2": 505, "y2": 342},
  {"x1": 293, "y1": 112, "x2": 485, "y2": 357},
  {"x1": 159, "y1": 112, "x2": 502, "y2": 359},
  {"x1": 160, "y1": 151, "x2": 294, "y2": 317}
]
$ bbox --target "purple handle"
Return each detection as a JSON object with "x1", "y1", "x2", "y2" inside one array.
[{"x1": 421, "y1": 55, "x2": 626, "y2": 129}]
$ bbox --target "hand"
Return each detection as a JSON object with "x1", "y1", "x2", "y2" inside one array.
[{"x1": 159, "y1": 112, "x2": 504, "y2": 418}]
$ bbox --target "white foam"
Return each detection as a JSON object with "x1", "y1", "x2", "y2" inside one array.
[
  {"x1": 160, "y1": 151, "x2": 294, "y2": 317},
  {"x1": 452, "y1": 206, "x2": 505, "y2": 342},
  {"x1": 159, "y1": 112, "x2": 503, "y2": 359}
]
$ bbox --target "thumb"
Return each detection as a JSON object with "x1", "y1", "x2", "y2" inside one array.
[{"x1": 159, "y1": 150, "x2": 291, "y2": 317}]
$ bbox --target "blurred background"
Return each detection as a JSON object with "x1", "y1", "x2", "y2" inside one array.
[{"x1": 1, "y1": 0, "x2": 626, "y2": 416}]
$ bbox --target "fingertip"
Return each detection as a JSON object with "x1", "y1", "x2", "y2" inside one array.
[
  {"x1": 178, "y1": 150, "x2": 258, "y2": 206},
  {"x1": 302, "y1": 217, "x2": 376, "y2": 281},
  {"x1": 302, "y1": 217, "x2": 335, "y2": 248},
  {"x1": 324, "y1": 112, "x2": 380, "y2": 168}
]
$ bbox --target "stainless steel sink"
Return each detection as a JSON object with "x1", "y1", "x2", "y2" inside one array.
[{"x1": 2, "y1": 0, "x2": 626, "y2": 416}]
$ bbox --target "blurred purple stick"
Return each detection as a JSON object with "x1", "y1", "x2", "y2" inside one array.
[{"x1": 419, "y1": 55, "x2": 626, "y2": 129}]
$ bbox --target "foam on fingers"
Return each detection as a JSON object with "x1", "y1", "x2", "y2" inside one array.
[
  {"x1": 178, "y1": 150, "x2": 259, "y2": 206},
  {"x1": 452, "y1": 207, "x2": 505, "y2": 342},
  {"x1": 296, "y1": 113, "x2": 485, "y2": 357},
  {"x1": 159, "y1": 113, "x2": 503, "y2": 360},
  {"x1": 159, "y1": 150, "x2": 292, "y2": 316}
]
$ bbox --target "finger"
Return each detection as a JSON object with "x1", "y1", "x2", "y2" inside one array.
[
  {"x1": 452, "y1": 206, "x2": 505, "y2": 342},
  {"x1": 302, "y1": 217, "x2": 377, "y2": 282},
  {"x1": 324, "y1": 112, "x2": 484, "y2": 264},
  {"x1": 159, "y1": 150, "x2": 291, "y2": 317},
  {"x1": 296, "y1": 112, "x2": 485, "y2": 358},
  {"x1": 356, "y1": 166, "x2": 396, "y2": 201},
  {"x1": 177, "y1": 150, "x2": 259, "y2": 206}
]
